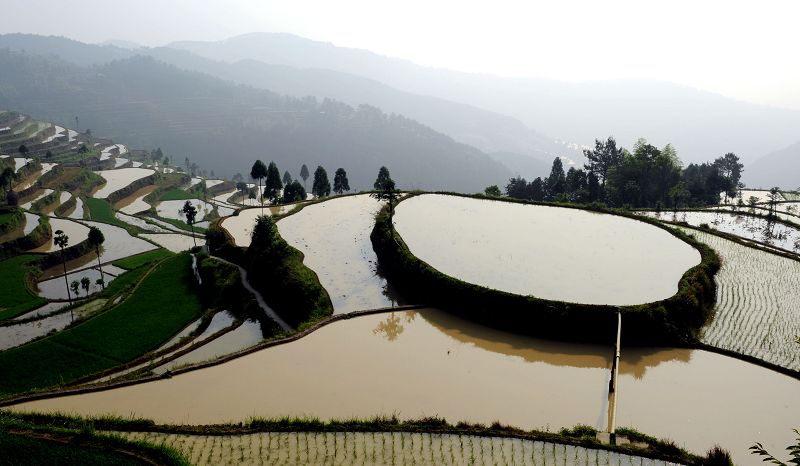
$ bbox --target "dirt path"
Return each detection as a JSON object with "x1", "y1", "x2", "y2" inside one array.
[{"x1": 210, "y1": 255, "x2": 292, "y2": 331}]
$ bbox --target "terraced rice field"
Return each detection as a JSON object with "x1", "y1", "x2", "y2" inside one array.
[
  {"x1": 92, "y1": 168, "x2": 154, "y2": 198},
  {"x1": 0, "y1": 299, "x2": 106, "y2": 351},
  {"x1": 151, "y1": 319, "x2": 264, "y2": 374},
  {"x1": 20, "y1": 189, "x2": 54, "y2": 209},
  {"x1": 727, "y1": 189, "x2": 783, "y2": 204},
  {"x1": 772, "y1": 202, "x2": 800, "y2": 216},
  {"x1": 140, "y1": 233, "x2": 197, "y2": 252},
  {"x1": 118, "y1": 431, "x2": 680, "y2": 466},
  {"x1": 38, "y1": 220, "x2": 156, "y2": 278},
  {"x1": 36, "y1": 268, "x2": 115, "y2": 300},
  {"x1": 22, "y1": 212, "x2": 40, "y2": 235},
  {"x1": 395, "y1": 195, "x2": 700, "y2": 305},
  {"x1": 681, "y1": 228, "x2": 800, "y2": 370},
  {"x1": 277, "y1": 194, "x2": 402, "y2": 313},
  {"x1": 66, "y1": 198, "x2": 84, "y2": 219},
  {"x1": 222, "y1": 204, "x2": 302, "y2": 247},
  {"x1": 13, "y1": 309, "x2": 798, "y2": 464},
  {"x1": 114, "y1": 212, "x2": 171, "y2": 232},
  {"x1": 642, "y1": 210, "x2": 800, "y2": 252},
  {"x1": 157, "y1": 199, "x2": 214, "y2": 221},
  {"x1": 115, "y1": 185, "x2": 156, "y2": 215},
  {"x1": 29, "y1": 217, "x2": 89, "y2": 253}
]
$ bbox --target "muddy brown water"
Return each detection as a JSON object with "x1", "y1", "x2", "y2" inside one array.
[
  {"x1": 394, "y1": 194, "x2": 700, "y2": 305},
  {"x1": 9, "y1": 308, "x2": 797, "y2": 465}
]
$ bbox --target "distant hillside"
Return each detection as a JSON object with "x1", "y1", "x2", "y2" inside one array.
[
  {"x1": 169, "y1": 32, "x2": 800, "y2": 164},
  {"x1": 745, "y1": 142, "x2": 800, "y2": 189},
  {"x1": 0, "y1": 33, "x2": 131, "y2": 66},
  {"x1": 0, "y1": 49, "x2": 511, "y2": 192},
  {"x1": 0, "y1": 34, "x2": 558, "y2": 177},
  {"x1": 143, "y1": 47, "x2": 562, "y2": 163}
]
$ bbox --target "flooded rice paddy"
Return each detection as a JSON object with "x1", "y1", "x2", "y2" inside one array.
[
  {"x1": 395, "y1": 195, "x2": 700, "y2": 305},
  {"x1": 10, "y1": 302, "x2": 70, "y2": 321},
  {"x1": 222, "y1": 204, "x2": 301, "y2": 247},
  {"x1": 118, "y1": 431, "x2": 678, "y2": 466},
  {"x1": 114, "y1": 212, "x2": 171, "y2": 233},
  {"x1": 11, "y1": 309, "x2": 798, "y2": 465},
  {"x1": 20, "y1": 188, "x2": 53, "y2": 209},
  {"x1": 682, "y1": 228, "x2": 800, "y2": 370},
  {"x1": 140, "y1": 233, "x2": 197, "y2": 252},
  {"x1": 0, "y1": 299, "x2": 106, "y2": 350},
  {"x1": 36, "y1": 267, "x2": 115, "y2": 300},
  {"x1": 157, "y1": 199, "x2": 214, "y2": 222},
  {"x1": 92, "y1": 168, "x2": 154, "y2": 199},
  {"x1": 66, "y1": 197, "x2": 84, "y2": 219},
  {"x1": 642, "y1": 210, "x2": 800, "y2": 252},
  {"x1": 727, "y1": 190, "x2": 783, "y2": 204},
  {"x1": 29, "y1": 217, "x2": 89, "y2": 253},
  {"x1": 151, "y1": 319, "x2": 264, "y2": 375},
  {"x1": 22, "y1": 212, "x2": 39, "y2": 235},
  {"x1": 115, "y1": 185, "x2": 156, "y2": 215},
  {"x1": 278, "y1": 195, "x2": 403, "y2": 313},
  {"x1": 38, "y1": 220, "x2": 156, "y2": 278}
]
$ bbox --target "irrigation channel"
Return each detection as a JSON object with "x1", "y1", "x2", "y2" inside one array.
[{"x1": 5, "y1": 194, "x2": 800, "y2": 465}]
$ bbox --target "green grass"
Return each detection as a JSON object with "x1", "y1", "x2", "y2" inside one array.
[
  {"x1": 158, "y1": 188, "x2": 194, "y2": 201},
  {"x1": 112, "y1": 249, "x2": 173, "y2": 270},
  {"x1": 0, "y1": 211, "x2": 17, "y2": 226},
  {"x1": 98, "y1": 266, "x2": 149, "y2": 299},
  {"x1": 0, "y1": 255, "x2": 47, "y2": 321},
  {"x1": 83, "y1": 197, "x2": 139, "y2": 233},
  {"x1": 0, "y1": 412, "x2": 191, "y2": 466},
  {"x1": 0, "y1": 254, "x2": 204, "y2": 396},
  {"x1": 152, "y1": 215, "x2": 207, "y2": 233},
  {"x1": 0, "y1": 431, "x2": 148, "y2": 465}
]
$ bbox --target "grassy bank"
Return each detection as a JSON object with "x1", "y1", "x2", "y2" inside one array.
[
  {"x1": 0, "y1": 255, "x2": 47, "y2": 321},
  {"x1": 0, "y1": 215, "x2": 51, "y2": 260},
  {"x1": 0, "y1": 208, "x2": 24, "y2": 235},
  {"x1": 0, "y1": 412, "x2": 189, "y2": 466},
  {"x1": 83, "y1": 197, "x2": 138, "y2": 233},
  {"x1": 371, "y1": 194, "x2": 720, "y2": 345},
  {"x1": 39, "y1": 166, "x2": 105, "y2": 195},
  {"x1": 112, "y1": 249, "x2": 172, "y2": 270},
  {"x1": 217, "y1": 216, "x2": 332, "y2": 329},
  {"x1": 0, "y1": 254, "x2": 204, "y2": 396}
]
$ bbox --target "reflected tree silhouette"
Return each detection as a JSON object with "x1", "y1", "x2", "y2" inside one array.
[{"x1": 373, "y1": 313, "x2": 407, "y2": 341}]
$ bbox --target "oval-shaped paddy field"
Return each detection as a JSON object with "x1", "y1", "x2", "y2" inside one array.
[{"x1": 393, "y1": 195, "x2": 701, "y2": 305}]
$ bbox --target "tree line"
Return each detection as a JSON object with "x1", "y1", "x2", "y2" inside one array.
[
  {"x1": 496, "y1": 137, "x2": 743, "y2": 209},
  {"x1": 246, "y1": 160, "x2": 353, "y2": 211}
]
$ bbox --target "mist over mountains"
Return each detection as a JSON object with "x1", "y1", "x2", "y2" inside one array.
[{"x1": 1, "y1": 32, "x2": 798, "y2": 189}]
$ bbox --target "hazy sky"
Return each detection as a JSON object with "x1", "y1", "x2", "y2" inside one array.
[{"x1": 3, "y1": 0, "x2": 800, "y2": 109}]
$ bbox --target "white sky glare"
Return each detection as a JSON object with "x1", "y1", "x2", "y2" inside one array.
[{"x1": 3, "y1": 0, "x2": 799, "y2": 109}]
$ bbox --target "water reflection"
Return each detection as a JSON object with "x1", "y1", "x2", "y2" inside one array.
[
  {"x1": 372, "y1": 312, "x2": 417, "y2": 341},
  {"x1": 419, "y1": 308, "x2": 690, "y2": 378},
  {"x1": 8, "y1": 308, "x2": 798, "y2": 465}
]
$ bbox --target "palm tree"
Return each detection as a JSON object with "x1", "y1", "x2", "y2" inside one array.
[
  {"x1": 80, "y1": 276, "x2": 91, "y2": 295},
  {"x1": 53, "y1": 230, "x2": 73, "y2": 313},
  {"x1": 87, "y1": 226, "x2": 105, "y2": 289}
]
